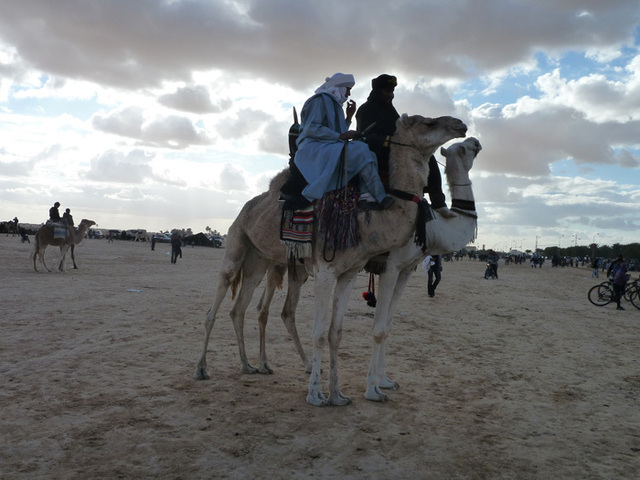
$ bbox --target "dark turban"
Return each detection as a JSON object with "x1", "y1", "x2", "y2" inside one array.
[{"x1": 371, "y1": 74, "x2": 397, "y2": 90}]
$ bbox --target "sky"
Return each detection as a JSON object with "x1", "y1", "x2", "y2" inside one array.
[{"x1": 1, "y1": 0, "x2": 639, "y2": 252}]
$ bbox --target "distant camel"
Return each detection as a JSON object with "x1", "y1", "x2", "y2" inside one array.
[
  {"x1": 132, "y1": 230, "x2": 151, "y2": 243},
  {"x1": 33, "y1": 219, "x2": 96, "y2": 272},
  {"x1": 194, "y1": 114, "x2": 467, "y2": 406}
]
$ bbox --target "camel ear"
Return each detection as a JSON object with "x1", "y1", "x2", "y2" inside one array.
[
  {"x1": 440, "y1": 146, "x2": 447, "y2": 156},
  {"x1": 399, "y1": 113, "x2": 411, "y2": 127}
]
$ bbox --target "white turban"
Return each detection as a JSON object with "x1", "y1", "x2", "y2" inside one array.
[
  {"x1": 320, "y1": 73, "x2": 355, "y2": 89},
  {"x1": 315, "y1": 73, "x2": 355, "y2": 105}
]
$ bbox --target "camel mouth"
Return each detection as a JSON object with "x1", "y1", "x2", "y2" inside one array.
[{"x1": 468, "y1": 138, "x2": 482, "y2": 157}]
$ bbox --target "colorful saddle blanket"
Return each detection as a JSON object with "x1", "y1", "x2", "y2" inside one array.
[
  {"x1": 280, "y1": 205, "x2": 314, "y2": 260},
  {"x1": 280, "y1": 185, "x2": 361, "y2": 261},
  {"x1": 54, "y1": 228, "x2": 68, "y2": 239}
]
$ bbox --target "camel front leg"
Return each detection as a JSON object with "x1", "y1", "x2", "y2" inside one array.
[
  {"x1": 365, "y1": 265, "x2": 401, "y2": 402},
  {"x1": 306, "y1": 269, "x2": 334, "y2": 407},
  {"x1": 70, "y1": 244, "x2": 78, "y2": 269},
  {"x1": 58, "y1": 245, "x2": 70, "y2": 272},
  {"x1": 376, "y1": 265, "x2": 416, "y2": 390},
  {"x1": 327, "y1": 270, "x2": 359, "y2": 406}
]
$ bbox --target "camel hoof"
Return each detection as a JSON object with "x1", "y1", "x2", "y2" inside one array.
[
  {"x1": 193, "y1": 366, "x2": 210, "y2": 380},
  {"x1": 241, "y1": 364, "x2": 259, "y2": 374},
  {"x1": 329, "y1": 392, "x2": 352, "y2": 406},
  {"x1": 258, "y1": 364, "x2": 274, "y2": 375},
  {"x1": 306, "y1": 391, "x2": 330, "y2": 407},
  {"x1": 379, "y1": 377, "x2": 399, "y2": 391},
  {"x1": 364, "y1": 386, "x2": 388, "y2": 402}
]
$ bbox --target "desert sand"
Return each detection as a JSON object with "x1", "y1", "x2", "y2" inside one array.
[{"x1": 1, "y1": 233, "x2": 639, "y2": 479}]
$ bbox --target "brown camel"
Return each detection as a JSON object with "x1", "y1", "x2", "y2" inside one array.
[
  {"x1": 33, "y1": 219, "x2": 96, "y2": 272},
  {"x1": 194, "y1": 114, "x2": 467, "y2": 406},
  {"x1": 244, "y1": 137, "x2": 481, "y2": 403},
  {"x1": 236, "y1": 137, "x2": 481, "y2": 403}
]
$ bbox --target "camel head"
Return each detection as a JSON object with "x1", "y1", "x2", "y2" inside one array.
[
  {"x1": 78, "y1": 219, "x2": 97, "y2": 231},
  {"x1": 389, "y1": 115, "x2": 467, "y2": 192},
  {"x1": 395, "y1": 115, "x2": 467, "y2": 152},
  {"x1": 441, "y1": 137, "x2": 481, "y2": 183}
]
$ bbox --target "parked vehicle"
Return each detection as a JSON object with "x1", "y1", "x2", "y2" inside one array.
[
  {"x1": 211, "y1": 235, "x2": 223, "y2": 247},
  {"x1": 154, "y1": 233, "x2": 172, "y2": 243}
]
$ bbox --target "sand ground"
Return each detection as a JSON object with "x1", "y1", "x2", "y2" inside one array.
[{"x1": 1, "y1": 234, "x2": 639, "y2": 479}]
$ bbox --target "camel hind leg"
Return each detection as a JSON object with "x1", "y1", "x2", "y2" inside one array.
[
  {"x1": 229, "y1": 247, "x2": 271, "y2": 374},
  {"x1": 255, "y1": 262, "x2": 286, "y2": 374},
  {"x1": 194, "y1": 229, "x2": 251, "y2": 380},
  {"x1": 280, "y1": 264, "x2": 311, "y2": 373},
  {"x1": 255, "y1": 262, "x2": 310, "y2": 374},
  {"x1": 32, "y1": 243, "x2": 39, "y2": 272},
  {"x1": 33, "y1": 239, "x2": 51, "y2": 273}
]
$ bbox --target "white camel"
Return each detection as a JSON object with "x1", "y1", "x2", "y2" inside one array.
[
  {"x1": 132, "y1": 229, "x2": 151, "y2": 243},
  {"x1": 33, "y1": 219, "x2": 96, "y2": 272},
  {"x1": 194, "y1": 114, "x2": 467, "y2": 407},
  {"x1": 364, "y1": 136, "x2": 481, "y2": 402}
]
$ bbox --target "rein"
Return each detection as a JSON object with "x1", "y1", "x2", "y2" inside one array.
[
  {"x1": 387, "y1": 140, "x2": 428, "y2": 157},
  {"x1": 389, "y1": 188, "x2": 432, "y2": 252},
  {"x1": 389, "y1": 139, "x2": 447, "y2": 168}
]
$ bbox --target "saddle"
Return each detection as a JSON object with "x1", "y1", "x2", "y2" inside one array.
[{"x1": 45, "y1": 220, "x2": 70, "y2": 239}]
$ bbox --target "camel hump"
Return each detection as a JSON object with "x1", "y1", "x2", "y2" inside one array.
[{"x1": 268, "y1": 168, "x2": 292, "y2": 194}]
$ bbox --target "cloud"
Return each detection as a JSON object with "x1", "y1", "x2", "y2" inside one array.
[
  {"x1": 471, "y1": 100, "x2": 640, "y2": 176},
  {"x1": 215, "y1": 108, "x2": 271, "y2": 139},
  {"x1": 615, "y1": 149, "x2": 640, "y2": 168},
  {"x1": 92, "y1": 106, "x2": 212, "y2": 148},
  {"x1": 535, "y1": 67, "x2": 640, "y2": 122},
  {"x1": 0, "y1": 144, "x2": 62, "y2": 176},
  {"x1": 158, "y1": 85, "x2": 232, "y2": 114},
  {"x1": 219, "y1": 163, "x2": 248, "y2": 191},
  {"x1": 1, "y1": 1, "x2": 638, "y2": 92},
  {"x1": 84, "y1": 149, "x2": 154, "y2": 183}
]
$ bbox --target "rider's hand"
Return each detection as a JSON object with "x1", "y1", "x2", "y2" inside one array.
[
  {"x1": 339, "y1": 130, "x2": 357, "y2": 140},
  {"x1": 345, "y1": 100, "x2": 356, "y2": 121}
]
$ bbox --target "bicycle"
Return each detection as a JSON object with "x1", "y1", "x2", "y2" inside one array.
[
  {"x1": 588, "y1": 276, "x2": 640, "y2": 309},
  {"x1": 625, "y1": 276, "x2": 640, "y2": 310}
]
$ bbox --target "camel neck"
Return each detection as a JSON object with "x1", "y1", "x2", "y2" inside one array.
[
  {"x1": 389, "y1": 147, "x2": 432, "y2": 197},
  {"x1": 449, "y1": 181, "x2": 474, "y2": 202},
  {"x1": 449, "y1": 182, "x2": 476, "y2": 217}
]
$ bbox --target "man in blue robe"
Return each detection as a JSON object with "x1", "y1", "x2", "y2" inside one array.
[{"x1": 294, "y1": 73, "x2": 393, "y2": 209}]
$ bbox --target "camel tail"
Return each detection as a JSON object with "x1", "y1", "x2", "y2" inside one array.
[
  {"x1": 257, "y1": 288, "x2": 266, "y2": 311},
  {"x1": 230, "y1": 269, "x2": 243, "y2": 301},
  {"x1": 33, "y1": 234, "x2": 40, "y2": 271}
]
